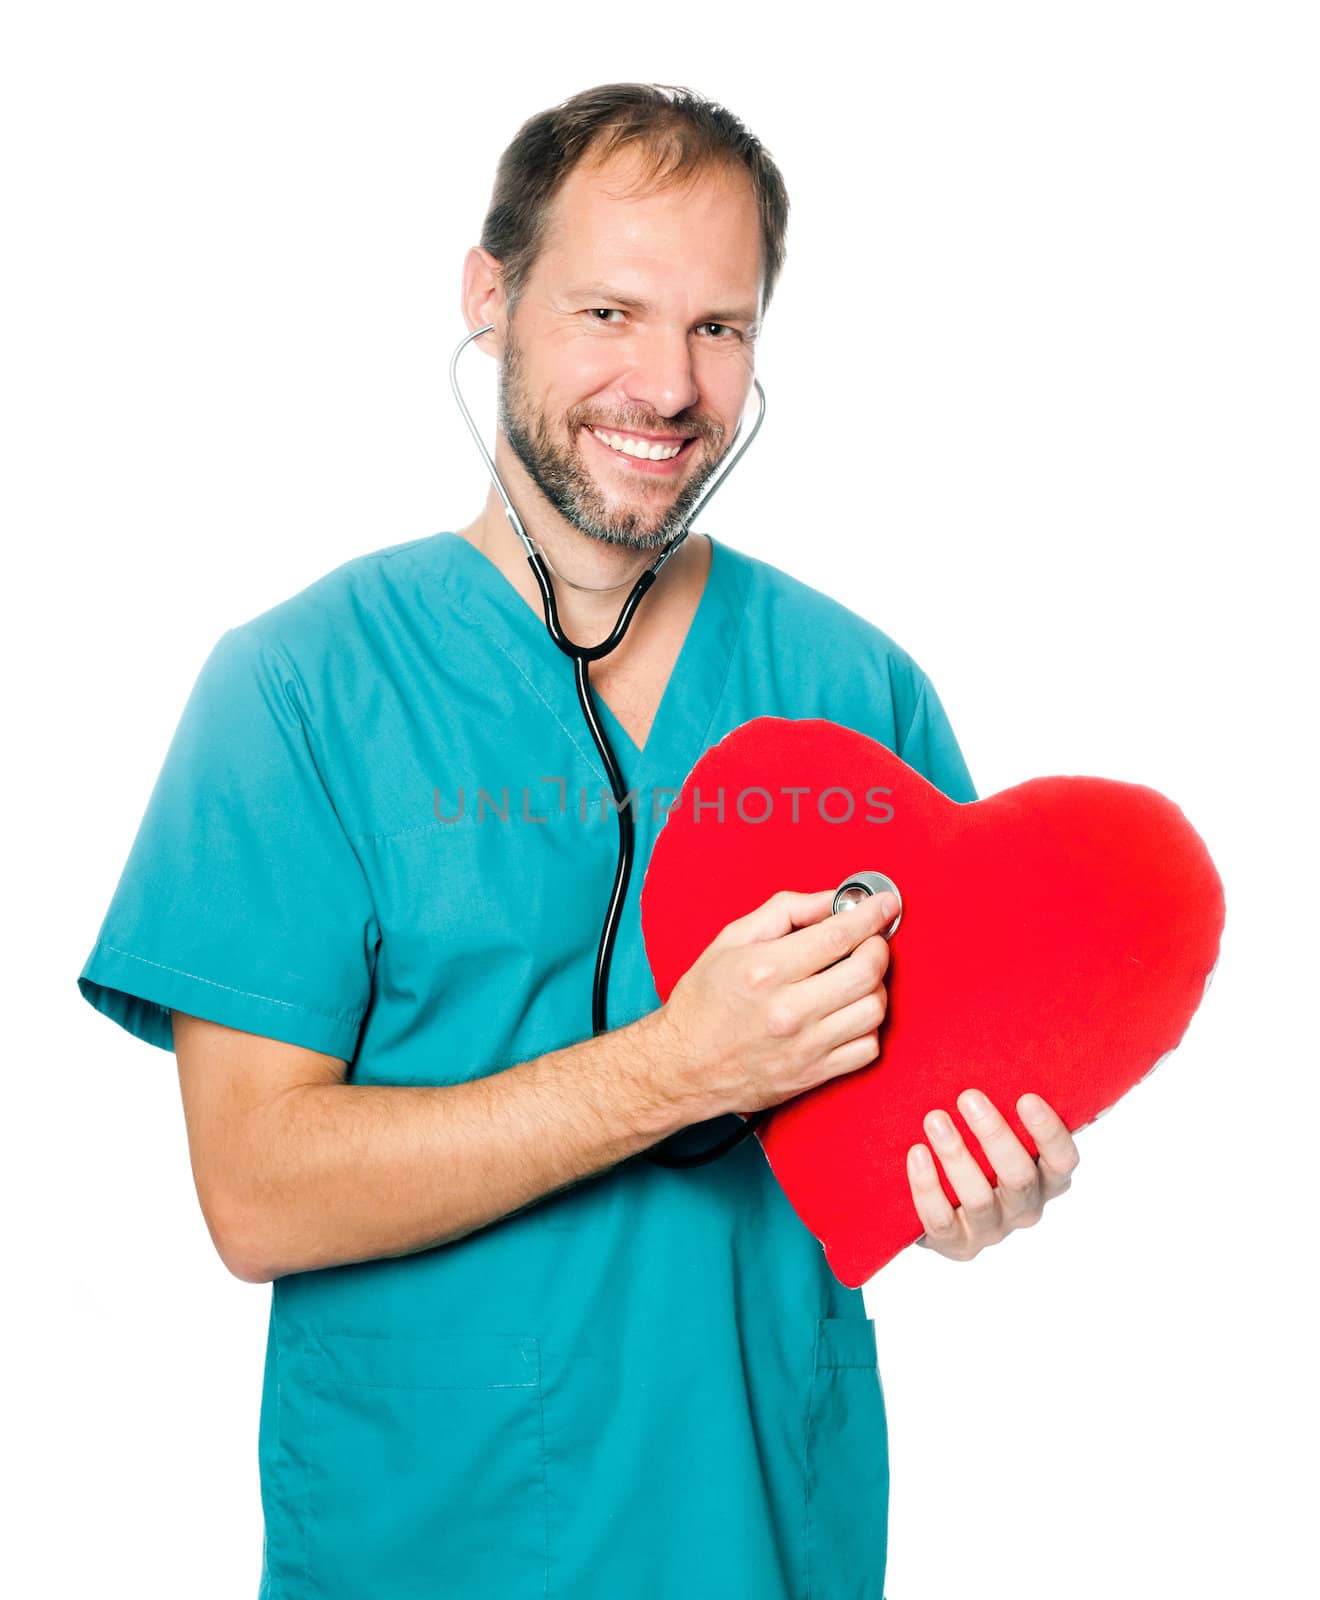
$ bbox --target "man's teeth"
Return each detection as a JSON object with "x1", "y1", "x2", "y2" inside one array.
[{"x1": 589, "y1": 426, "x2": 685, "y2": 461}]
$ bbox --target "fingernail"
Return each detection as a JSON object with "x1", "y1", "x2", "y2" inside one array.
[
  {"x1": 877, "y1": 892, "x2": 898, "y2": 917},
  {"x1": 928, "y1": 1111, "x2": 955, "y2": 1142},
  {"x1": 962, "y1": 1089, "x2": 990, "y2": 1119},
  {"x1": 1021, "y1": 1095, "x2": 1047, "y2": 1124}
]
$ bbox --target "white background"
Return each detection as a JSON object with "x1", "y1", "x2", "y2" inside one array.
[{"x1": 5, "y1": 2, "x2": 1316, "y2": 1595}]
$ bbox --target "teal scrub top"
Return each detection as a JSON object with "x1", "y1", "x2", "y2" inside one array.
[{"x1": 78, "y1": 529, "x2": 977, "y2": 1600}]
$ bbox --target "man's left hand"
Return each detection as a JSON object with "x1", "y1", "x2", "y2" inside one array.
[{"x1": 908, "y1": 1089, "x2": 1079, "y2": 1260}]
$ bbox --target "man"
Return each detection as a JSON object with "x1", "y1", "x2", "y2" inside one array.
[{"x1": 78, "y1": 83, "x2": 1078, "y2": 1599}]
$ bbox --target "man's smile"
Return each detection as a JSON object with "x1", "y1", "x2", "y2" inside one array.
[{"x1": 580, "y1": 423, "x2": 699, "y2": 476}]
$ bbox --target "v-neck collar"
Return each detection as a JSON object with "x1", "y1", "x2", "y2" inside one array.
[{"x1": 432, "y1": 528, "x2": 750, "y2": 799}]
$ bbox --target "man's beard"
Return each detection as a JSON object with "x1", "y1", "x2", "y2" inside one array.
[{"x1": 496, "y1": 332, "x2": 729, "y2": 553}]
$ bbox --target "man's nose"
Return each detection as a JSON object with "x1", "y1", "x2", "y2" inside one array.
[{"x1": 620, "y1": 328, "x2": 702, "y2": 420}]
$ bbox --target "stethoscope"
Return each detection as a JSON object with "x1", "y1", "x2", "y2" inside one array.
[{"x1": 449, "y1": 324, "x2": 903, "y2": 1168}]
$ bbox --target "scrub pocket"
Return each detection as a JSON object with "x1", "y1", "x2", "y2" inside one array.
[
  {"x1": 299, "y1": 1331, "x2": 547, "y2": 1600},
  {"x1": 805, "y1": 1316, "x2": 890, "y2": 1599}
]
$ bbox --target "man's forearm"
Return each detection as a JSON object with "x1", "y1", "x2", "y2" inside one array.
[{"x1": 228, "y1": 1010, "x2": 693, "y2": 1282}]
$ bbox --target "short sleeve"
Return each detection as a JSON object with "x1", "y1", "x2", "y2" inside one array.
[
  {"x1": 77, "y1": 626, "x2": 379, "y2": 1059},
  {"x1": 898, "y1": 672, "x2": 979, "y2": 803}
]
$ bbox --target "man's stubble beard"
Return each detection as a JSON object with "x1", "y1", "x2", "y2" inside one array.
[{"x1": 496, "y1": 329, "x2": 729, "y2": 554}]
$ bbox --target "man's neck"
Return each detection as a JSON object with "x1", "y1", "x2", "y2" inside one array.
[{"x1": 456, "y1": 480, "x2": 701, "y2": 651}]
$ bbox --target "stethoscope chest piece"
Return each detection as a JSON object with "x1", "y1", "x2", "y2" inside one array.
[{"x1": 832, "y1": 870, "x2": 903, "y2": 938}]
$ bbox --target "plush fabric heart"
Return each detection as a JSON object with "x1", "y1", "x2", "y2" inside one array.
[{"x1": 639, "y1": 718, "x2": 1225, "y2": 1286}]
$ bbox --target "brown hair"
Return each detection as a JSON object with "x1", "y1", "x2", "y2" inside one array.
[{"x1": 479, "y1": 82, "x2": 790, "y2": 320}]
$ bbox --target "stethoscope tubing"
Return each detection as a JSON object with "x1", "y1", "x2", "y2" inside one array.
[{"x1": 449, "y1": 323, "x2": 770, "y2": 1166}]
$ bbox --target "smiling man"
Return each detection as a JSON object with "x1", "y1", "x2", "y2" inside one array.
[{"x1": 77, "y1": 83, "x2": 1077, "y2": 1598}]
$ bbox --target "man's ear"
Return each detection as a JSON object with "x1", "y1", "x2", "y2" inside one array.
[{"x1": 459, "y1": 245, "x2": 509, "y2": 358}]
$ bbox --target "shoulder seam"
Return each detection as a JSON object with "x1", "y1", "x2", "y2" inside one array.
[{"x1": 899, "y1": 673, "x2": 930, "y2": 753}]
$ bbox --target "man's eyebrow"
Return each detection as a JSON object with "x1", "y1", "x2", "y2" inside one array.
[{"x1": 565, "y1": 281, "x2": 760, "y2": 324}]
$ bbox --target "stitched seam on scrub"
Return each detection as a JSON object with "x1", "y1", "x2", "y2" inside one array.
[
  {"x1": 804, "y1": 1322, "x2": 820, "y2": 1600},
  {"x1": 302, "y1": 1388, "x2": 319, "y2": 1599},
  {"x1": 304, "y1": 1379, "x2": 539, "y2": 1391},
  {"x1": 899, "y1": 673, "x2": 929, "y2": 755},
  {"x1": 537, "y1": 1371, "x2": 550, "y2": 1599},
  {"x1": 100, "y1": 943, "x2": 365, "y2": 1025}
]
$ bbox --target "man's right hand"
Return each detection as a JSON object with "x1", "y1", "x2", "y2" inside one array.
[{"x1": 645, "y1": 886, "x2": 899, "y2": 1126}]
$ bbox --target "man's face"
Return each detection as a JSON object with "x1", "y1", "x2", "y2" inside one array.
[{"x1": 495, "y1": 148, "x2": 763, "y2": 553}]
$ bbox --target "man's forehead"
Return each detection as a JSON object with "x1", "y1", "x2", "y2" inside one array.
[
  {"x1": 536, "y1": 151, "x2": 762, "y2": 307},
  {"x1": 552, "y1": 145, "x2": 751, "y2": 223}
]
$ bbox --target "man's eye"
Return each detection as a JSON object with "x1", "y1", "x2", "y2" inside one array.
[
  {"x1": 589, "y1": 308, "x2": 625, "y2": 323},
  {"x1": 699, "y1": 322, "x2": 737, "y2": 340}
]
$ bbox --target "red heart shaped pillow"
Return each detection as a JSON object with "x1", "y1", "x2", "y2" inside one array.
[{"x1": 640, "y1": 718, "x2": 1225, "y2": 1285}]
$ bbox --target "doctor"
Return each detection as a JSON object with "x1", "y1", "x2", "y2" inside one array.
[{"x1": 78, "y1": 82, "x2": 1078, "y2": 1599}]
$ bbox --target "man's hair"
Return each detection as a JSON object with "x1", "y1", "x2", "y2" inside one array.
[{"x1": 479, "y1": 82, "x2": 790, "y2": 320}]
